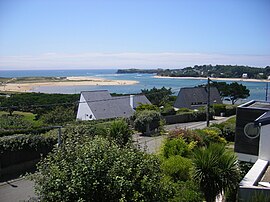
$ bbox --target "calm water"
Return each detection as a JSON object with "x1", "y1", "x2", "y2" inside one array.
[{"x1": 0, "y1": 69, "x2": 268, "y2": 101}]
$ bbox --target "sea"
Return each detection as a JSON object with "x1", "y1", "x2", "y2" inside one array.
[{"x1": 0, "y1": 69, "x2": 268, "y2": 102}]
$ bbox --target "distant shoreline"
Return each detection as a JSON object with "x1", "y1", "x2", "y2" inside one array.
[
  {"x1": 154, "y1": 75, "x2": 270, "y2": 83},
  {"x1": 0, "y1": 76, "x2": 139, "y2": 93}
]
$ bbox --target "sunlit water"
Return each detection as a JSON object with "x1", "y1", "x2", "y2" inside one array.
[{"x1": 0, "y1": 69, "x2": 268, "y2": 101}]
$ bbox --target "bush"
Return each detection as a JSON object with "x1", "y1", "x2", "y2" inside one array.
[
  {"x1": 194, "y1": 127, "x2": 226, "y2": 146},
  {"x1": 0, "y1": 132, "x2": 57, "y2": 153},
  {"x1": 212, "y1": 104, "x2": 236, "y2": 116},
  {"x1": 162, "y1": 138, "x2": 191, "y2": 158},
  {"x1": 40, "y1": 106, "x2": 75, "y2": 124},
  {"x1": 161, "y1": 105, "x2": 176, "y2": 116},
  {"x1": 169, "y1": 180, "x2": 203, "y2": 202},
  {"x1": 136, "y1": 104, "x2": 159, "y2": 112},
  {"x1": 161, "y1": 155, "x2": 192, "y2": 182},
  {"x1": 213, "y1": 104, "x2": 226, "y2": 116},
  {"x1": 31, "y1": 136, "x2": 171, "y2": 202},
  {"x1": 134, "y1": 110, "x2": 162, "y2": 135},
  {"x1": 211, "y1": 117, "x2": 236, "y2": 142},
  {"x1": 109, "y1": 119, "x2": 133, "y2": 146},
  {"x1": 176, "y1": 108, "x2": 192, "y2": 114},
  {"x1": 168, "y1": 128, "x2": 203, "y2": 147}
]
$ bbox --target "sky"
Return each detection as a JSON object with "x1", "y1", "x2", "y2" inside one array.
[{"x1": 0, "y1": 0, "x2": 269, "y2": 70}]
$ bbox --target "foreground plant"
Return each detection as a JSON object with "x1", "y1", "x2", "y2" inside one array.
[
  {"x1": 31, "y1": 136, "x2": 171, "y2": 202},
  {"x1": 193, "y1": 144, "x2": 240, "y2": 202}
]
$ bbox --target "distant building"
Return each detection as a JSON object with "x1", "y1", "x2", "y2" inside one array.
[
  {"x1": 76, "y1": 90, "x2": 151, "y2": 120},
  {"x1": 174, "y1": 87, "x2": 222, "y2": 109},
  {"x1": 242, "y1": 73, "x2": 248, "y2": 78}
]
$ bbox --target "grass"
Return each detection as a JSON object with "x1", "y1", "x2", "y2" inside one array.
[{"x1": 0, "y1": 111, "x2": 43, "y2": 127}]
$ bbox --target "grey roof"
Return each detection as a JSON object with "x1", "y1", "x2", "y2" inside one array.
[
  {"x1": 81, "y1": 90, "x2": 111, "y2": 102},
  {"x1": 88, "y1": 98, "x2": 134, "y2": 119},
  {"x1": 133, "y1": 95, "x2": 152, "y2": 108},
  {"x1": 254, "y1": 111, "x2": 270, "y2": 126},
  {"x1": 174, "y1": 87, "x2": 222, "y2": 109},
  {"x1": 81, "y1": 91, "x2": 151, "y2": 119}
]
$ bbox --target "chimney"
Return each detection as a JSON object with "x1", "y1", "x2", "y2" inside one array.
[{"x1": 130, "y1": 95, "x2": 134, "y2": 109}]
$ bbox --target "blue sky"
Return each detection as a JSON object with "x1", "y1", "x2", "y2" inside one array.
[{"x1": 0, "y1": 0, "x2": 269, "y2": 70}]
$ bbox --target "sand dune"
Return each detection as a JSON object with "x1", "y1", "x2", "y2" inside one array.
[{"x1": 0, "y1": 76, "x2": 139, "y2": 92}]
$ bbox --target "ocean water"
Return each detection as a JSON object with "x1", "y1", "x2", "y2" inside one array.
[{"x1": 0, "y1": 69, "x2": 268, "y2": 101}]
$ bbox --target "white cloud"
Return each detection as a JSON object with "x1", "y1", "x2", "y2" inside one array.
[{"x1": 0, "y1": 52, "x2": 269, "y2": 70}]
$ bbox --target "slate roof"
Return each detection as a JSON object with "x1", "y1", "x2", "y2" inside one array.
[
  {"x1": 81, "y1": 91, "x2": 151, "y2": 120},
  {"x1": 174, "y1": 87, "x2": 222, "y2": 109},
  {"x1": 254, "y1": 111, "x2": 270, "y2": 126},
  {"x1": 81, "y1": 90, "x2": 112, "y2": 102}
]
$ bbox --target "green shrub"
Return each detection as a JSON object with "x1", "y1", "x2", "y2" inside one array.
[
  {"x1": 136, "y1": 104, "x2": 159, "y2": 112},
  {"x1": 225, "y1": 105, "x2": 237, "y2": 116},
  {"x1": 211, "y1": 117, "x2": 236, "y2": 142},
  {"x1": 169, "y1": 180, "x2": 203, "y2": 202},
  {"x1": 109, "y1": 119, "x2": 132, "y2": 146},
  {"x1": 162, "y1": 138, "x2": 191, "y2": 158},
  {"x1": 161, "y1": 155, "x2": 192, "y2": 182},
  {"x1": 195, "y1": 127, "x2": 226, "y2": 146},
  {"x1": 161, "y1": 105, "x2": 176, "y2": 116},
  {"x1": 134, "y1": 110, "x2": 162, "y2": 135},
  {"x1": 213, "y1": 104, "x2": 226, "y2": 116},
  {"x1": 0, "y1": 132, "x2": 57, "y2": 153},
  {"x1": 31, "y1": 136, "x2": 171, "y2": 202},
  {"x1": 168, "y1": 128, "x2": 203, "y2": 147},
  {"x1": 176, "y1": 108, "x2": 192, "y2": 114},
  {"x1": 40, "y1": 106, "x2": 75, "y2": 124}
]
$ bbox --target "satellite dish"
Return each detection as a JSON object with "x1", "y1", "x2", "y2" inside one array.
[{"x1": 244, "y1": 122, "x2": 260, "y2": 139}]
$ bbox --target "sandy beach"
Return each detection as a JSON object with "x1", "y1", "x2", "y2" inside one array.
[
  {"x1": 154, "y1": 75, "x2": 270, "y2": 83},
  {"x1": 0, "y1": 76, "x2": 139, "y2": 92}
]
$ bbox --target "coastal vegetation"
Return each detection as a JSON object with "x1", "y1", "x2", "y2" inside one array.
[
  {"x1": 117, "y1": 65, "x2": 270, "y2": 80},
  {"x1": 157, "y1": 65, "x2": 270, "y2": 79}
]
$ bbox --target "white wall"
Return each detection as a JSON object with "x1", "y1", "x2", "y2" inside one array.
[
  {"x1": 259, "y1": 124, "x2": 270, "y2": 161},
  {"x1": 76, "y1": 94, "x2": 96, "y2": 121}
]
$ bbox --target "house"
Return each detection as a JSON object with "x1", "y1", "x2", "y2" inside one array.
[
  {"x1": 173, "y1": 87, "x2": 222, "y2": 109},
  {"x1": 242, "y1": 73, "x2": 248, "y2": 78},
  {"x1": 76, "y1": 90, "x2": 151, "y2": 120},
  {"x1": 235, "y1": 100, "x2": 270, "y2": 200}
]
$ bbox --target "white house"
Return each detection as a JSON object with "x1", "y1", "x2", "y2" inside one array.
[
  {"x1": 76, "y1": 90, "x2": 151, "y2": 120},
  {"x1": 242, "y1": 73, "x2": 248, "y2": 78}
]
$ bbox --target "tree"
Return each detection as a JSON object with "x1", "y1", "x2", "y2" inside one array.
[
  {"x1": 40, "y1": 106, "x2": 75, "y2": 124},
  {"x1": 31, "y1": 136, "x2": 171, "y2": 202},
  {"x1": 134, "y1": 110, "x2": 162, "y2": 135},
  {"x1": 193, "y1": 144, "x2": 240, "y2": 202},
  {"x1": 141, "y1": 87, "x2": 173, "y2": 106},
  {"x1": 211, "y1": 82, "x2": 250, "y2": 104}
]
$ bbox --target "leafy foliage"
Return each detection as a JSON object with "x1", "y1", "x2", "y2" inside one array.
[
  {"x1": 157, "y1": 64, "x2": 267, "y2": 79},
  {"x1": 193, "y1": 144, "x2": 240, "y2": 202},
  {"x1": 194, "y1": 127, "x2": 226, "y2": 146},
  {"x1": 161, "y1": 155, "x2": 192, "y2": 182},
  {"x1": 40, "y1": 106, "x2": 75, "y2": 124},
  {"x1": 141, "y1": 87, "x2": 173, "y2": 106},
  {"x1": 162, "y1": 138, "x2": 192, "y2": 158},
  {"x1": 134, "y1": 110, "x2": 162, "y2": 135},
  {"x1": 211, "y1": 117, "x2": 236, "y2": 142},
  {"x1": 0, "y1": 132, "x2": 57, "y2": 153},
  {"x1": 168, "y1": 180, "x2": 203, "y2": 202},
  {"x1": 31, "y1": 136, "x2": 171, "y2": 202},
  {"x1": 211, "y1": 82, "x2": 250, "y2": 104},
  {"x1": 109, "y1": 119, "x2": 133, "y2": 146},
  {"x1": 135, "y1": 104, "x2": 159, "y2": 112},
  {"x1": 167, "y1": 128, "x2": 203, "y2": 147},
  {"x1": 0, "y1": 92, "x2": 79, "y2": 117}
]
